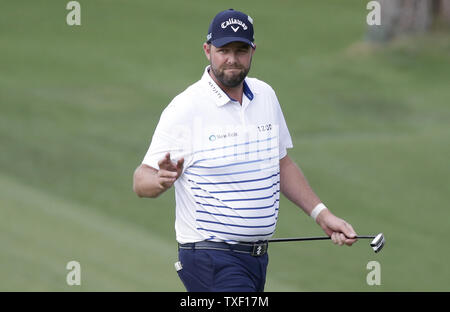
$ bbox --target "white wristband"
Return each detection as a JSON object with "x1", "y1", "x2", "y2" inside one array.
[{"x1": 310, "y1": 203, "x2": 328, "y2": 221}]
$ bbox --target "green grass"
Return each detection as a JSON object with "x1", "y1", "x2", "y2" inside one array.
[{"x1": 1, "y1": 0, "x2": 449, "y2": 291}]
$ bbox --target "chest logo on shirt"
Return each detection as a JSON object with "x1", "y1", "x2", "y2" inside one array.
[{"x1": 209, "y1": 132, "x2": 238, "y2": 141}]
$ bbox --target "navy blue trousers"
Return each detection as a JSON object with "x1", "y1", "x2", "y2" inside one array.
[{"x1": 177, "y1": 248, "x2": 269, "y2": 292}]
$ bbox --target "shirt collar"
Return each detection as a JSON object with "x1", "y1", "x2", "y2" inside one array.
[{"x1": 201, "y1": 66, "x2": 255, "y2": 107}]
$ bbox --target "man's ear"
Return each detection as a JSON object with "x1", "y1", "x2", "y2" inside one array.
[{"x1": 203, "y1": 43, "x2": 211, "y2": 61}]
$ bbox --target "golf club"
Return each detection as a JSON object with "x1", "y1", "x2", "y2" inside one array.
[{"x1": 268, "y1": 233, "x2": 385, "y2": 253}]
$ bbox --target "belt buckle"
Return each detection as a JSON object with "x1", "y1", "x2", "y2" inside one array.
[{"x1": 251, "y1": 242, "x2": 267, "y2": 257}]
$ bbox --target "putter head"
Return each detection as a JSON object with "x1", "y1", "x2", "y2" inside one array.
[{"x1": 370, "y1": 233, "x2": 385, "y2": 253}]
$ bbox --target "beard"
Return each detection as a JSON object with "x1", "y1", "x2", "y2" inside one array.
[{"x1": 210, "y1": 61, "x2": 251, "y2": 88}]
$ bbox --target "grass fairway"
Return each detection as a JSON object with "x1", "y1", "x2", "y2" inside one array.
[{"x1": 1, "y1": 0, "x2": 449, "y2": 291}]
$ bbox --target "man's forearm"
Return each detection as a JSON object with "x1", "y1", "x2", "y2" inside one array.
[
  {"x1": 133, "y1": 165, "x2": 166, "y2": 198},
  {"x1": 279, "y1": 155, "x2": 358, "y2": 245},
  {"x1": 279, "y1": 155, "x2": 322, "y2": 216}
]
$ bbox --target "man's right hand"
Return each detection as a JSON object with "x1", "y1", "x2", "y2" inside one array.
[
  {"x1": 133, "y1": 152, "x2": 184, "y2": 198},
  {"x1": 157, "y1": 152, "x2": 184, "y2": 190}
]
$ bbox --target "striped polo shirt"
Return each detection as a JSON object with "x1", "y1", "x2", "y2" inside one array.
[{"x1": 142, "y1": 66, "x2": 293, "y2": 244}]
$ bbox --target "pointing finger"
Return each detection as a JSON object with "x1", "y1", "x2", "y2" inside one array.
[
  {"x1": 158, "y1": 153, "x2": 171, "y2": 167},
  {"x1": 158, "y1": 153, "x2": 179, "y2": 171}
]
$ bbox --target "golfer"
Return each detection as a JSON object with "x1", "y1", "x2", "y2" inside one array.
[{"x1": 133, "y1": 9, "x2": 357, "y2": 292}]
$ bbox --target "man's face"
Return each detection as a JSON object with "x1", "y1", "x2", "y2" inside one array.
[{"x1": 204, "y1": 41, "x2": 255, "y2": 88}]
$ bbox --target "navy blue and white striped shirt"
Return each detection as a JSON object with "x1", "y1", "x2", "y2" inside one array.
[{"x1": 142, "y1": 66, "x2": 293, "y2": 243}]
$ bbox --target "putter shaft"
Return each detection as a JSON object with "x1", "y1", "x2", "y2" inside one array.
[
  {"x1": 268, "y1": 235, "x2": 374, "y2": 243},
  {"x1": 267, "y1": 233, "x2": 385, "y2": 253}
]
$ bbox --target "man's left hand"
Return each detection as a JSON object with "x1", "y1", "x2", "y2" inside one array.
[{"x1": 316, "y1": 209, "x2": 358, "y2": 246}]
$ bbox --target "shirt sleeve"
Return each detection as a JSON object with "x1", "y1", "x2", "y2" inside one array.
[
  {"x1": 141, "y1": 99, "x2": 192, "y2": 171},
  {"x1": 271, "y1": 89, "x2": 293, "y2": 159}
]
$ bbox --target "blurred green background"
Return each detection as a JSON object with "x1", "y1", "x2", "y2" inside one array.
[{"x1": 1, "y1": 0, "x2": 449, "y2": 291}]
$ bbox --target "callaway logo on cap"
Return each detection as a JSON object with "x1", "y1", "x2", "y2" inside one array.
[{"x1": 206, "y1": 9, "x2": 255, "y2": 48}]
